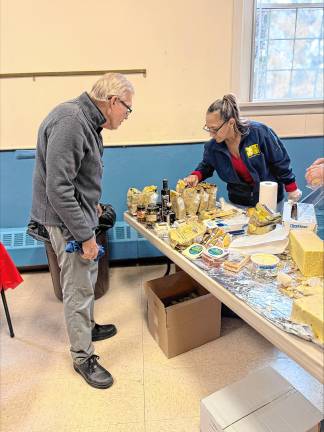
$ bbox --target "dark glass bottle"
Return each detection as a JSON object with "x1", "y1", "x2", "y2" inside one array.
[{"x1": 161, "y1": 179, "x2": 171, "y2": 220}]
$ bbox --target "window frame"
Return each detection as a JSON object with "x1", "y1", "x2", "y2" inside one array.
[{"x1": 231, "y1": 0, "x2": 324, "y2": 115}]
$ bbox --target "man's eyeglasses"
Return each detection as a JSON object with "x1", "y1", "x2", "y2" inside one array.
[
  {"x1": 107, "y1": 96, "x2": 132, "y2": 115},
  {"x1": 203, "y1": 120, "x2": 227, "y2": 134},
  {"x1": 118, "y1": 98, "x2": 132, "y2": 115}
]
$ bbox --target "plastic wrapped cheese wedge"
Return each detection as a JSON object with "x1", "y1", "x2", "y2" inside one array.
[
  {"x1": 291, "y1": 294, "x2": 324, "y2": 344},
  {"x1": 168, "y1": 221, "x2": 206, "y2": 249},
  {"x1": 296, "y1": 284, "x2": 323, "y2": 297},
  {"x1": 223, "y1": 252, "x2": 250, "y2": 272}
]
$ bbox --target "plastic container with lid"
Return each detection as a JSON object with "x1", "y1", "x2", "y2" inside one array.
[
  {"x1": 182, "y1": 243, "x2": 205, "y2": 260},
  {"x1": 251, "y1": 253, "x2": 279, "y2": 276},
  {"x1": 202, "y1": 246, "x2": 228, "y2": 267}
]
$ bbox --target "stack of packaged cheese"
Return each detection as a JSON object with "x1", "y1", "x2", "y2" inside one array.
[
  {"x1": 247, "y1": 203, "x2": 282, "y2": 235},
  {"x1": 127, "y1": 186, "x2": 158, "y2": 215},
  {"x1": 168, "y1": 219, "x2": 206, "y2": 249},
  {"x1": 170, "y1": 180, "x2": 217, "y2": 219}
]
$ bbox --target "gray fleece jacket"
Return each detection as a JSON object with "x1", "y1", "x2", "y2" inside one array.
[{"x1": 30, "y1": 92, "x2": 106, "y2": 242}]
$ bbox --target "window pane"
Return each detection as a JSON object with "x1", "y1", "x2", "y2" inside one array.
[
  {"x1": 269, "y1": 9, "x2": 296, "y2": 39},
  {"x1": 255, "y1": 8, "x2": 270, "y2": 41},
  {"x1": 291, "y1": 70, "x2": 316, "y2": 97},
  {"x1": 253, "y1": 3, "x2": 324, "y2": 100},
  {"x1": 315, "y1": 70, "x2": 324, "y2": 96},
  {"x1": 253, "y1": 39, "x2": 268, "y2": 99},
  {"x1": 265, "y1": 71, "x2": 290, "y2": 98},
  {"x1": 268, "y1": 39, "x2": 294, "y2": 69},
  {"x1": 294, "y1": 39, "x2": 321, "y2": 69},
  {"x1": 296, "y1": 8, "x2": 323, "y2": 38}
]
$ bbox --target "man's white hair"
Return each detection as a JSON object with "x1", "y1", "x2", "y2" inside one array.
[{"x1": 89, "y1": 72, "x2": 134, "y2": 101}]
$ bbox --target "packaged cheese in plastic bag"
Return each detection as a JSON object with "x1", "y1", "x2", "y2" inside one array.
[
  {"x1": 140, "y1": 185, "x2": 158, "y2": 207},
  {"x1": 197, "y1": 187, "x2": 209, "y2": 213},
  {"x1": 127, "y1": 188, "x2": 141, "y2": 215},
  {"x1": 207, "y1": 184, "x2": 217, "y2": 210},
  {"x1": 182, "y1": 187, "x2": 200, "y2": 216},
  {"x1": 170, "y1": 190, "x2": 186, "y2": 220},
  {"x1": 168, "y1": 220, "x2": 206, "y2": 249},
  {"x1": 176, "y1": 179, "x2": 186, "y2": 195}
]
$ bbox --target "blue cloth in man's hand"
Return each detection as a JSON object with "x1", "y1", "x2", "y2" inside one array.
[{"x1": 65, "y1": 240, "x2": 105, "y2": 261}]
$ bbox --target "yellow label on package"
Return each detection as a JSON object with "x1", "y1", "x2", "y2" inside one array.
[{"x1": 182, "y1": 243, "x2": 205, "y2": 260}]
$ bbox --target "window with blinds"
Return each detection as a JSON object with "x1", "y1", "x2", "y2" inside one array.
[{"x1": 252, "y1": 0, "x2": 323, "y2": 101}]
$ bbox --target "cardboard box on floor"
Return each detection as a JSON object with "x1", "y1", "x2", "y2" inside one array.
[
  {"x1": 145, "y1": 270, "x2": 221, "y2": 358},
  {"x1": 201, "y1": 366, "x2": 322, "y2": 432}
]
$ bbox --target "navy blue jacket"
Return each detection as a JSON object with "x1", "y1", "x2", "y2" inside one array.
[{"x1": 195, "y1": 121, "x2": 296, "y2": 206}]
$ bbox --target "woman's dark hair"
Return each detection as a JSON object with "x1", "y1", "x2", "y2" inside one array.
[{"x1": 207, "y1": 93, "x2": 250, "y2": 135}]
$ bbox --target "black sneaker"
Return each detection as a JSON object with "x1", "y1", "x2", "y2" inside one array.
[
  {"x1": 92, "y1": 323, "x2": 117, "y2": 342},
  {"x1": 73, "y1": 355, "x2": 113, "y2": 389}
]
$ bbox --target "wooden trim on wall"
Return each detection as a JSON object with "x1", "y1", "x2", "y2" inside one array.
[{"x1": 0, "y1": 69, "x2": 147, "y2": 79}]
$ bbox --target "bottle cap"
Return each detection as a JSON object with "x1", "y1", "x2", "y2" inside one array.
[{"x1": 162, "y1": 179, "x2": 169, "y2": 189}]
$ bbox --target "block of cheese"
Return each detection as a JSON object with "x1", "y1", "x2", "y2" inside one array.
[
  {"x1": 291, "y1": 294, "x2": 324, "y2": 343},
  {"x1": 297, "y1": 284, "x2": 323, "y2": 297},
  {"x1": 289, "y1": 230, "x2": 324, "y2": 277},
  {"x1": 223, "y1": 252, "x2": 250, "y2": 272}
]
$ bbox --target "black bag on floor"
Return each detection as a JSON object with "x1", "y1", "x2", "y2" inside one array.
[
  {"x1": 27, "y1": 202, "x2": 116, "y2": 301},
  {"x1": 96, "y1": 203, "x2": 116, "y2": 235}
]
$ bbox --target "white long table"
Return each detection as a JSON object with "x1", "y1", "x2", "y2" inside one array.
[{"x1": 124, "y1": 212, "x2": 324, "y2": 383}]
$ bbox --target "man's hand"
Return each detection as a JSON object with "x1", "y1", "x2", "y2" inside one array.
[
  {"x1": 184, "y1": 174, "x2": 199, "y2": 187},
  {"x1": 82, "y1": 236, "x2": 99, "y2": 260}
]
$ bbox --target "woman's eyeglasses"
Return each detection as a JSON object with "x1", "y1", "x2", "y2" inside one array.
[{"x1": 203, "y1": 120, "x2": 227, "y2": 134}]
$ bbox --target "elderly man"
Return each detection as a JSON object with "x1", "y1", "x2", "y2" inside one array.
[{"x1": 30, "y1": 73, "x2": 134, "y2": 389}]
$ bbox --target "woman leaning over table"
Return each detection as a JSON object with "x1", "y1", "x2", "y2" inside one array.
[{"x1": 184, "y1": 94, "x2": 302, "y2": 210}]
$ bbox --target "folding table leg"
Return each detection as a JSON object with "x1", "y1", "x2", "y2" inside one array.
[
  {"x1": 1, "y1": 289, "x2": 15, "y2": 337},
  {"x1": 164, "y1": 260, "x2": 171, "y2": 276}
]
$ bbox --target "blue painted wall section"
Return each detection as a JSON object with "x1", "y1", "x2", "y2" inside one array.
[{"x1": 0, "y1": 136, "x2": 323, "y2": 265}]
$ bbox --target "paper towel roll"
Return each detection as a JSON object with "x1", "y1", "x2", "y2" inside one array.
[{"x1": 259, "y1": 181, "x2": 278, "y2": 211}]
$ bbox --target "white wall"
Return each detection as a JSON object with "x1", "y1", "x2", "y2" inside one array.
[{"x1": 0, "y1": 0, "x2": 322, "y2": 150}]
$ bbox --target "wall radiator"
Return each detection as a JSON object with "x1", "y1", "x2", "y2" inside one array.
[{"x1": 0, "y1": 222, "x2": 162, "y2": 267}]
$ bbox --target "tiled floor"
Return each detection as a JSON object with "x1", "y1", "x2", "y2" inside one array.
[{"x1": 0, "y1": 264, "x2": 322, "y2": 432}]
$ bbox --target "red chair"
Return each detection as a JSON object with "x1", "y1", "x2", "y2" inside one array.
[{"x1": 0, "y1": 242, "x2": 23, "y2": 337}]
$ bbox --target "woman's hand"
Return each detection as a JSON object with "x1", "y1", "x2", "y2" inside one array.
[
  {"x1": 183, "y1": 174, "x2": 199, "y2": 187},
  {"x1": 287, "y1": 189, "x2": 302, "y2": 202}
]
